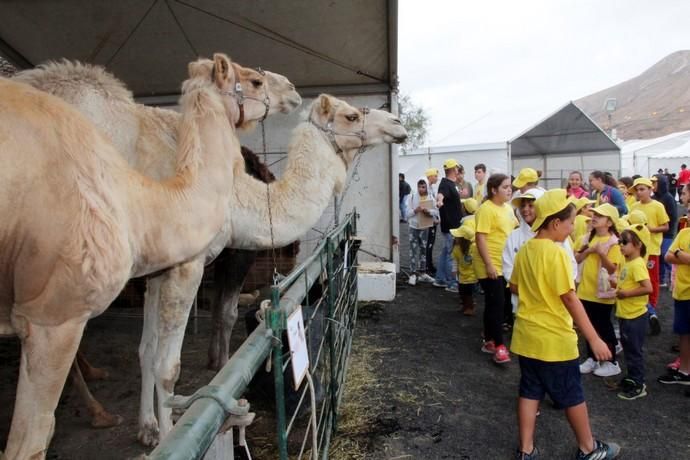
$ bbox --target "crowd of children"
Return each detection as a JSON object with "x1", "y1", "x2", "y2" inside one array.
[{"x1": 403, "y1": 163, "x2": 690, "y2": 460}]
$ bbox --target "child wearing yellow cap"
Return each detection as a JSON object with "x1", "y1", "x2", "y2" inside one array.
[
  {"x1": 615, "y1": 224, "x2": 652, "y2": 400},
  {"x1": 574, "y1": 203, "x2": 623, "y2": 378},
  {"x1": 510, "y1": 189, "x2": 620, "y2": 459},
  {"x1": 630, "y1": 177, "x2": 670, "y2": 335},
  {"x1": 450, "y1": 221, "x2": 478, "y2": 316}
]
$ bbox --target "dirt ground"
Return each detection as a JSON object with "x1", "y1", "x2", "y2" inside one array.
[{"x1": 2, "y1": 222, "x2": 690, "y2": 459}]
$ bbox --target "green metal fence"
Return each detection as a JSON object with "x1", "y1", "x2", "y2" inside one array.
[{"x1": 149, "y1": 210, "x2": 360, "y2": 460}]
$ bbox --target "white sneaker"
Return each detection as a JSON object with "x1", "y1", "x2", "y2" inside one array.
[
  {"x1": 408, "y1": 274, "x2": 417, "y2": 286},
  {"x1": 593, "y1": 361, "x2": 621, "y2": 377},
  {"x1": 418, "y1": 273, "x2": 435, "y2": 283},
  {"x1": 579, "y1": 357, "x2": 599, "y2": 374}
]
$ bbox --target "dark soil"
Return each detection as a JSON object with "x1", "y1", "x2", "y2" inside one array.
[
  {"x1": 2, "y1": 222, "x2": 690, "y2": 459},
  {"x1": 335, "y1": 223, "x2": 690, "y2": 459}
]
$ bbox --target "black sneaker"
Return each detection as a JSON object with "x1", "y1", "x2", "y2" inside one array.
[
  {"x1": 515, "y1": 447, "x2": 539, "y2": 459},
  {"x1": 575, "y1": 439, "x2": 621, "y2": 459},
  {"x1": 617, "y1": 382, "x2": 647, "y2": 400},
  {"x1": 649, "y1": 314, "x2": 661, "y2": 335},
  {"x1": 657, "y1": 369, "x2": 690, "y2": 385},
  {"x1": 616, "y1": 377, "x2": 636, "y2": 391}
]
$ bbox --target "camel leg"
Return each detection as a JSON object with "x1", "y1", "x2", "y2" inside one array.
[
  {"x1": 70, "y1": 358, "x2": 123, "y2": 428},
  {"x1": 207, "y1": 250, "x2": 256, "y2": 371},
  {"x1": 153, "y1": 259, "x2": 205, "y2": 441},
  {"x1": 4, "y1": 316, "x2": 86, "y2": 460},
  {"x1": 76, "y1": 349, "x2": 109, "y2": 381},
  {"x1": 138, "y1": 277, "x2": 162, "y2": 447}
]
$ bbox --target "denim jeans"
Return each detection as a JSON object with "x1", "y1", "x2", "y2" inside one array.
[
  {"x1": 399, "y1": 195, "x2": 409, "y2": 222},
  {"x1": 435, "y1": 232, "x2": 457, "y2": 288},
  {"x1": 660, "y1": 237, "x2": 672, "y2": 284}
]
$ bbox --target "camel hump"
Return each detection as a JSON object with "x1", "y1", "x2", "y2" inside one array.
[{"x1": 14, "y1": 59, "x2": 134, "y2": 105}]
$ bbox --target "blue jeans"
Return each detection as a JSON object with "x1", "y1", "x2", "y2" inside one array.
[
  {"x1": 399, "y1": 195, "x2": 409, "y2": 222},
  {"x1": 660, "y1": 237, "x2": 672, "y2": 284},
  {"x1": 435, "y1": 232, "x2": 457, "y2": 288}
]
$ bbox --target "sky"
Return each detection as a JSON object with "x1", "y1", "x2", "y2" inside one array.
[{"x1": 398, "y1": 0, "x2": 690, "y2": 148}]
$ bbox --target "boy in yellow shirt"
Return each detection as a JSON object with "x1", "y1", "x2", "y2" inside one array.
[
  {"x1": 615, "y1": 224, "x2": 653, "y2": 400},
  {"x1": 630, "y1": 177, "x2": 669, "y2": 334},
  {"x1": 510, "y1": 189, "x2": 620, "y2": 460},
  {"x1": 450, "y1": 221, "x2": 478, "y2": 315}
]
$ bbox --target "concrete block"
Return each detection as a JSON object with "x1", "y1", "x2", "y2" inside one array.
[{"x1": 357, "y1": 261, "x2": 396, "y2": 301}]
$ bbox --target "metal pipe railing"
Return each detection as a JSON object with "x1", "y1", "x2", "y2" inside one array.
[{"x1": 149, "y1": 214, "x2": 355, "y2": 459}]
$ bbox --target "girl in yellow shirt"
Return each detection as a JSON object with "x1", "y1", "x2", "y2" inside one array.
[
  {"x1": 475, "y1": 173, "x2": 517, "y2": 364},
  {"x1": 575, "y1": 204, "x2": 623, "y2": 377},
  {"x1": 451, "y1": 221, "x2": 478, "y2": 316}
]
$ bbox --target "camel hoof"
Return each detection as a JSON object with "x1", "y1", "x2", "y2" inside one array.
[
  {"x1": 138, "y1": 424, "x2": 160, "y2": 447},
  {"x1": 91, "y1": 412, "x2": 124, "y2": 428},
  {"x1": 83, "y1": 366, "x2": 110, "y2": 381}
]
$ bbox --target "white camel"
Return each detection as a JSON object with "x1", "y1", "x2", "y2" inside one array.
[
  {"x1": 0, "y1": 53, "x2": 257, "y2": 460},
  {"x1": 17, "y1": 65, "x2": 407, "y2": 446}
]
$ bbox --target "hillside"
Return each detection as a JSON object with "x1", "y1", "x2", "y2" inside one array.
[{"x1": 576, "y1": 50, "x2": 690, "y2": 140}]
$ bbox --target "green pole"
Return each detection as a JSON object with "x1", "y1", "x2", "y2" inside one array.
[
  {"x1": 270, "y1": 284, "x2": 289, "y2": 460},
  {"x1": 326, "y1": 236, "x2": 339, "y2": 434}
]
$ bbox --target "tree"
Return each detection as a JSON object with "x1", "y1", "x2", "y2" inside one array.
[{"x1": 398, "y1": 93, "x2": 430, "y2": 154}]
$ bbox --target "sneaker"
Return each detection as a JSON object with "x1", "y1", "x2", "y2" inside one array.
[
  {"x1": 649, "y1": 314, "x2": 661, "y2": 336},
  {"x1": 617, "y1": 382, "x2": 647, "y2": 400},
  {"x1": 432, "y1": 281, "x2": 447, "y2": 288},
  {"x1": 575, "y1": 439, "x2": 621, "y2": 460},
  {"x1": 481, "y1": 340, "x2": 496, "y2": 354},
  {"x1": 515, "y1": 447, "x2": 539, "y2": 459},
  {"x1": 407, "y1": 274, "x2": 417, "y2": 286},
  {"x1": 418, "y1": 273, "x2": 435, "y2": 283},
  {"x1": 493, "y1": 344, "x2": 511, "y2": 364},
  {"x1": 579, "y1": 358, "x2": 599, "y2": 374},
  {"x1": 445, "y1": 285, "x2": 459, "y2": 294},
  {"x1": 616, "y1": 377, "x2": 636, "y2": 391},
  {"x1": 667, "y1": 356, "x2": 681, "y2": 371},
  {"x1": 657, "y1": 369, "x2": 690, "y2": 385},
  {"x1": 615, "y1": 341, "x2": 622, "y2": 355},
  {"x1": 593, "y1": 361, "x2": 621, "y2": 377}
]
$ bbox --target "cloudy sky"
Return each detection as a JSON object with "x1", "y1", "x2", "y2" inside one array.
[{"x1": 398, "y1": 0, "x2": 690, "y2": 147}]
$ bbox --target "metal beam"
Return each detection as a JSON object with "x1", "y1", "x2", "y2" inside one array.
[{"x1": 0, "y1": 36, "x2": 32, "y2": 69}]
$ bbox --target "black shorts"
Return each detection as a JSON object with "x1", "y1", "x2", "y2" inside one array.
[{"x1": 518, "y1": 356, "x2": 584, "y2": 409}]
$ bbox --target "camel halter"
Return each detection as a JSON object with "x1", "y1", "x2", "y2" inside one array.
[
  {"x1": 309, "y1": 106, "x2": 371, "y2": 158},
  {"x1": 222, "y1": 68, "x2": 271, "y2": 128}
]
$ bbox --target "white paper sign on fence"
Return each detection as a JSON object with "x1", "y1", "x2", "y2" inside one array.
[{"x1": 287, "y1": 306, "x2": 309, "y2": 390}]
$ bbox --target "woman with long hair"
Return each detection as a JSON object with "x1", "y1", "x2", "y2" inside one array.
[{"x1": 589, "y1": 170, "x2": 627, "y2": 216}]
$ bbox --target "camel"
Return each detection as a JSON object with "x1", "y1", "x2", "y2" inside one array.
[
  {"x1": 0, "y1": 53, "x2": 261, "y2": 460},
  {"x1": 17, "y1": 64, "x2": 407, "y2": 446}
]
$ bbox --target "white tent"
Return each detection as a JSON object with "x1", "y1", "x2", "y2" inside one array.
[{"x1": 620, "y1": 130, "x2": 690, "y2": 177}]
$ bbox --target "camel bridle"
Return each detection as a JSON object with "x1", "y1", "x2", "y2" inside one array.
[
  {"x1": 221, "y1": 67, "x2": 271, "y2": 128},
  {"x1": 309, "y1": 106, "x2": 371, "y2": 157}
]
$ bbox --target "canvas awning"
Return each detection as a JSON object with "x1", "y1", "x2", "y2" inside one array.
[
  {"x1": 509, "y1": 102, "x2": 620, "y2": 157},
  {"x1": 0, "y1": 0, "x2": 397, "y2": 102}
]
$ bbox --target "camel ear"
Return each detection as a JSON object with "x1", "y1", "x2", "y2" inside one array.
[
  {"x1": 212, "y1": 53, "x2": 234, "y2": 88},
  {"x1": 318, "y1": 94, "x2": 334, "y2": 117}
]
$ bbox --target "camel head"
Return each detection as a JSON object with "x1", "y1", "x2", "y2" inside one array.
[
  {"x1": 309, "y1": 94, "x2": 408, "y2": 162},
  {"x1": 230, "y1": 63, "x2": 302, "y2": 129},
  {"x1": 184, "y1": 53, "x2": 242, "y2": 127}
]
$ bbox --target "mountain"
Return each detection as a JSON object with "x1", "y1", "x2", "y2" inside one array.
[{"x1": 576, "y1": 50, "x2": 690, "y2": 140}]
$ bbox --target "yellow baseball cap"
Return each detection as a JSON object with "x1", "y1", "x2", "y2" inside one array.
[
  {"x1": 425, "y1": 168, "x2": 439, "y2": 177},
  {"x1": 450, "y1": 223, "x2": 475, "y2": 240},
  {"x1": 511, "y1": 188, "x2": 544, "y2": 207},
  {"x1": 630, "y1": 177, "x2": 654, "y2": 192},
  {"x1": 572, "y1": 196, "x2": 595, "y2": 212},
  {"x1": 531, "y1": 188, "x2": 572, "y2": 232},
  {"x1": 591, "y1": 203, "x2": 620, "y2": 222},
  {"x1": 461, "y1": 198, "x2": 479, "y2": 214},
  {"x1": 622, "y1": 209, "x2": 648, "y2": 225},
  {"x1": 624, "y1": 223, "x2": 651, "y2": 250},
  {"x1": 512, "y1": 168, "x2": 539, "y2": 188},
  {"x1": 443, "y1": 158, "x2": 459, "y2": 170}
]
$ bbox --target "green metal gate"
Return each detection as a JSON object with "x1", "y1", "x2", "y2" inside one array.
[{"x1": 149, "y1": 211, "x2": 361, "y2": 459}]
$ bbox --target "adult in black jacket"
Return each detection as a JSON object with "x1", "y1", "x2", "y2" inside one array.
[{"x1": 654, "y1": 173, "x2": 678, "y2": 285}]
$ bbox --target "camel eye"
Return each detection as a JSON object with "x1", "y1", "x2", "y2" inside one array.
[
  {"x1": 345, "y1": 114, "x2": 359, "y2": 122},
  {"x1": 251, "y1": 79, "x2": 263, "y2": 88}
]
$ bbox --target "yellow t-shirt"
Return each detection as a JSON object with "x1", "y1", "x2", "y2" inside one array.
[
  {"x1": 575, "y1": 233, "x2": 623, "y2": 305},
  {"x1": 452, "y1": 244, "x2": 478, "y2": 284},
  {"x1": 474, "y1": 181, "x2": 485, "y2": 202},
  {"x1": 616, "y1": 257, "x2": 649, "y2": 319},
  {"x1": 510, "y1": 239, "x2": 578, "y2": 362},
  {"x1": 625, "y1": 194, "x2": 637, "y2": 211},
  {"x1": 474, "y1": 200, "x2": 517, "y2": 278},
  {"x1": 670, "y1": 228, "x2": 690, "y2": 300},
  {"x1": 630, "y1": 200, "x2": 669, "y2": 256},
  {"x1": 573, "y1": 214, "x2": 590, "y2": 244}
]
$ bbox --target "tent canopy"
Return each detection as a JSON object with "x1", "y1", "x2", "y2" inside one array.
[
  {"x1": 0, "y1": 1, "x2": 397, "y2": 101},
  {"x1": 509, "y1": 102, "x2": 619, "y2": 157}
]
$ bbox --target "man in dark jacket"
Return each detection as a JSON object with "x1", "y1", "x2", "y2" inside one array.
[
  {"x1": 399, "y1": 173, "x2": 411, "y2": 223},
  {"x1": 654, "y1": 174, "x2": 678, "y2": 286}
]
